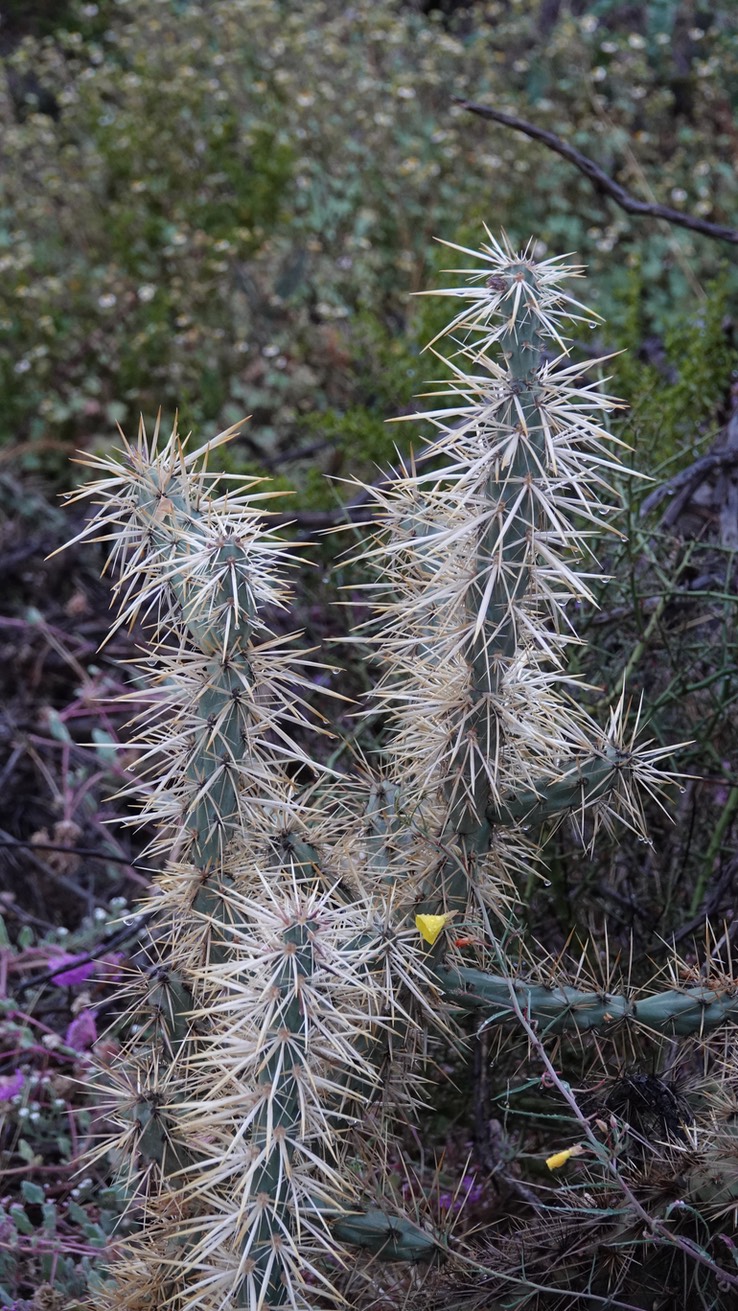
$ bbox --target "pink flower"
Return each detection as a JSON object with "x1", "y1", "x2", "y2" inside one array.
[
  {"x1": 0, "y1": 1069, "x2": 23, "y2": 1101},
  {"x1": 65, "y1": 1010, "x2": 98, "y2": 1051},
  {"x1": 50, "y1": 954, "x2": 95, "y2": 987}
]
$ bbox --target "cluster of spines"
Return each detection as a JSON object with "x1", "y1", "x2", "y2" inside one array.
[{"x1": 103, "y1": 832, "x2": 438, "y2": 1309}]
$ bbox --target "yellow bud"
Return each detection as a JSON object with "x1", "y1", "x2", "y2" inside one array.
[{"x1": 415, "y1": 913, "x2": 454, "y2": 946}]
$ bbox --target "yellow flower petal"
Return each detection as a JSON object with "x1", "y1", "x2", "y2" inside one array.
[
  {"x1": 546, "y1": 1144, "x2": 583, "y2": 1171},
  {"x1": 415, "y1": 913, "x2": 454, "y2": 946}
]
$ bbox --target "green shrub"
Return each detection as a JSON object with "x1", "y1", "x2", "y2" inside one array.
[{"x1": 2, "y1": 0, "x2": 737, "y2": 486}]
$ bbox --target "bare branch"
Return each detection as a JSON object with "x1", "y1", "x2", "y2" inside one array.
[{"x1": 453, "y1": 99, "x2": 738, "y2": 245}]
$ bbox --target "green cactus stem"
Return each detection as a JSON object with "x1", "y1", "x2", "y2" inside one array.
[
  {"x1": 329, "y1": 1207, "x2": 438, "y2": 1262},
  {"x1": 486, "y1": 745, "x2": 623, "y2": 827},
  {"x1": 234, "y1": 918, "x2": 314, "y2": 1307},
  {"x1": 431, "y1": 264, "x2": 550, "y2": 922},
  {"x1": 355, "y1": 236, "x2": 667, "y2": 940},
  {"x1": 435, "y1": 965, "x2": 738, "y2": 1038},
  {"x1": 64, "y1": 418, "x2": 310, "y2": 877}
]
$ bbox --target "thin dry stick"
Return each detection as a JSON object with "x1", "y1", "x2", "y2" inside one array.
[
  {"x1": 0, "y1": 836, "x2": 151, "y2": 868},
  {"x1": 639, "y1": 450, "x2": 738, "y2": 520},
  {"x1": 453, "y1": 99, "x2": 738, "y2": 246},
  {"x1": 450, "y1": 1249, "x2": 650, "y2": 1311}
]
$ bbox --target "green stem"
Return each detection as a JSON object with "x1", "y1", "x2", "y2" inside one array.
[
  {"x1": 487, "y1": 747, "x2": 622, "y2": 826},
  {"x1": 689, "y1": 783, "x2": 738, "y2": 916},
  {"x1": 428, "y1": 266, "x2": 546, "y2": 922},
  {"x1": 236, "y1": 919, "x2": 312, "y2": 1308},
  {"x1": 435, "y1": 964, "x2": 738, "y2": 1038}
]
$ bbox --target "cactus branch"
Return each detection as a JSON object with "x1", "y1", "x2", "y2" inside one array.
[{"x1": 434, "y1": 965, "x2": 738, "y2": 1038}]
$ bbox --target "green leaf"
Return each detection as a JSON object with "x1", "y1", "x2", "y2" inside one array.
[
  {"x1": 20, "y1": 1180, "x2": 45, "y2": 1205},
  {"x1": 9, "y1": 1205, "x2": 33, "y2": 1235},
  {"x1": 56, "y1": 1133, "x2": 72, "y2": 1159},
  {"x1": 67, "y1": 1200, "x2": 89, "y2": 1225},
  {"x1": 81, "y1": 1222, "x2": 108, "y2": 1247},
  {"x1": 91, "y1": 727, "x2": 119, "y2": 765},
  {"x1": 17, "y1": 1137, "x2": 38, "y2": 1163},
  {"x1": 43, "y1": 706, "x2": 73, "y2": 743}
]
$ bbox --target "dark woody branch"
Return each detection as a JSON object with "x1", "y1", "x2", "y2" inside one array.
[{"x1": 453, "y1": 98, "x2": 738, "y2": 246}]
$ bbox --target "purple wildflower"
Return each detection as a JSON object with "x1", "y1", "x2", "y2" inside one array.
[
  {"x1": 50, "y1": 953, "x2": 95, "y2": 987},
  {"x1": 65, "y1": 1009, "x2": 98, "y2": 1051},
  {"x1": 0, "y1": 1069, "x2": 24, "y2": 1102},
  {"x1": 460, "y1": 1173, "x2": 485, "y2": 1206},
  {"x1": 438, "y1": 1174, "x2": 485, "y2": 1212},
  {"x1": 97, "y1": 951, "x2": 125, "y2": 983}
]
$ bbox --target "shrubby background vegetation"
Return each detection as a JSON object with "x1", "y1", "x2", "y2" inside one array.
[
  {"x1": 1, "y1": 1, "x2": 738, "y2": 1306},
  {"x1": 2, "y1": 0, "x2": 737, "y2": 486}
]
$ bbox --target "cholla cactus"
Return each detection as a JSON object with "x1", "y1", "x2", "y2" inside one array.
[
  {"x1": 61, "y1": 233, "x2": 704, "y2": 1311},
  {"x1": 62, "y1": 419, "x2": 437, "y2": 1308},
  {"x1": 349, "y1": 231, "x2": 672, "y2": 937}
]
